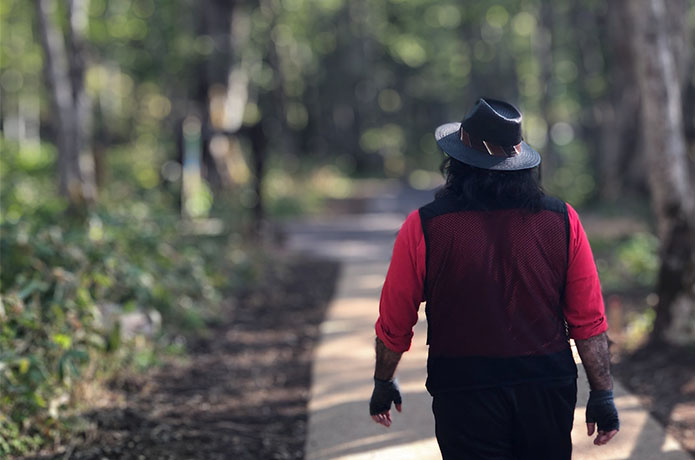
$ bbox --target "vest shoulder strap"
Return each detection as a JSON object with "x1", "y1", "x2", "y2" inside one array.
[{"x1": 419, "y1": 194, "x2": 568, "y2": 220}]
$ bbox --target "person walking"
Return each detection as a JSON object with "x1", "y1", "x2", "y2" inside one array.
[{"x1": 369, "y1": 98, "x2": 619, "y2": 459}]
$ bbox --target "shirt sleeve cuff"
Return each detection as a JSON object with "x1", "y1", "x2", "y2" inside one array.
[
  {"x1": 375, "y1": 320, "x2": 413, "y2": 353},
  {"x1": 568, "y1": 317, "x2": 608, "y2": 340}
]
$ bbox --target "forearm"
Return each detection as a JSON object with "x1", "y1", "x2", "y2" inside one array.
[
  {"x1": 575, "y1": 332, "x2": 613, "y2": 391},
  {"x1": 374, "y1": 337, "x2": 403, "y2": 380}
]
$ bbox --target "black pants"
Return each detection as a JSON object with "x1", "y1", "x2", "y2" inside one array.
[{"x1": 431, "y1": 379, "x2": 577, "y2": 460}]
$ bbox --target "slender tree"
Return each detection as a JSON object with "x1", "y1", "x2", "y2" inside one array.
[
  {"x1": 35, "y1": 0, "x2": 96, "y2": 209},
  {"x1": 197, "y1": 0, "x2": 236, "y2": 190},
  {"x1": 598, "y1": 1, "x2": 643, "y2": 200},
  {"x1": 626, "y1": 0, "x2": 695, "y2": 344}
]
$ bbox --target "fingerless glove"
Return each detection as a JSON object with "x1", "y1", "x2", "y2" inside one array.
[
  {"x1": 369, "y1": 378, "x2": 402, "y2": 416},
  {"x1": 586, "y1": 389, "x2": 620, "y2": 432}
]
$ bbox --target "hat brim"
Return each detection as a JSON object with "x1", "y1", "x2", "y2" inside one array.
[{"x1": 435, "y1": 122, "x2": 541, "y2": 171}]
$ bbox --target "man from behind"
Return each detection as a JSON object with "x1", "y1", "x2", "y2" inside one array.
[{"x1": 369, "y1": 98, "x2": 619, "y2": 459}]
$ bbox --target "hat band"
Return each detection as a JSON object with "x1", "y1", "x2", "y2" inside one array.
[{"x1": 459, "y1": 127, "x2": 521, "y2": 158}]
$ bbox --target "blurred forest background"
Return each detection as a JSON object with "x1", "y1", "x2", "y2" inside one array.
[{"x1": 0, "y1": 0, "x2": 694, "y2": 456}]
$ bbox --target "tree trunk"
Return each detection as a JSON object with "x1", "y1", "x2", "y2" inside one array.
[
  {"x1": 35, "y1": 0, "x2": 95, "y2": 209},
  {"x1": 243, "y1": 122, "x2": 267, "y2": 239},
  {"x1": 197, "y1": 0, "x2": 237, "y2": 190},
  {"x1": 66, "y1": 0, "x2": 96, "y2": 198},
  {"x1": 535, "y1": 1, "x2": 556, "y2": 180},
  {"x1": 258, "y1": 0, "x2": 297, "y2": 159},
  {"x1": 626, "y1": 0, "x2": 695, "y2": 345},
  {"x1": 595, "y1": 1, "x2": 643, "y2": 200}
]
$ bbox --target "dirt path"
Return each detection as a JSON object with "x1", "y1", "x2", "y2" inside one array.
[{"x1": 29, "y1": 254, "x2": 339, "y2": 460}]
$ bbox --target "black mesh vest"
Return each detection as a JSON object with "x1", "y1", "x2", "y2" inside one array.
[{"x1": 419, "y1": 194, "x2": 577, "y2": 394}]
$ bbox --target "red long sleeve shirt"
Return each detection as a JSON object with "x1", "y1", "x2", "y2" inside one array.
[{"x1": 375, "y1": 203, "x2": 607, "y2": 353}]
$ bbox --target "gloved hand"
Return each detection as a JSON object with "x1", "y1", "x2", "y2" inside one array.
[
  {"x1": 369, "y1": 378, "x2": 402, "y2": 426},
  {"x1": 586, "y1": 389, "x2": 620, "y2": 445}
]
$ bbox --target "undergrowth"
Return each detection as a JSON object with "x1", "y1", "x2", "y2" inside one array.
[{"x1": 0, "y1": 139, "x2": 261, "y2": 456}]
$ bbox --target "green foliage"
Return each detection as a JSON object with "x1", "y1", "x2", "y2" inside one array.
[
  {"x1": 2, "y1": 0, "x2": 609, "y2": 207},
  {"x1": 233, "y1": 0, "x2": 602, "y2": 203},
  {"x1": 623, "y1": 307, "x2": 656, "y2": 351},
  {"x1": 594, "y1": 232, "x2": 660, "y2": 293},
  {"x1": 614, "y1": 233, "x2": 660, "y2": 286},
  {"x1": 0, "y1": 141, "x2": 258, "y2": 456},
  {"x1": 0, "y1": 416, "x2": 42, "y2": 457},
  {"x1": 264, "y1": 163, "x2": 354, "y2": 218}
]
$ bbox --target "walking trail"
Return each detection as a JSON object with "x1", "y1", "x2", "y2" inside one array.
[{"x1": 286, "y1": 182, "x2": 691, "y2": 460}]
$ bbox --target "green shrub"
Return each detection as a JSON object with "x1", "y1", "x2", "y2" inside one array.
[
  {"x1": 594, "y1": 232, "x2": 660, "y2": 293},
  {"x1": 0, "y1": 140, "x2": 259, "y2": 456}
]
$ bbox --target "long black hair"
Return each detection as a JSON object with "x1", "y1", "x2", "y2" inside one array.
[{"x1": 435, "y1": 157, "x2": 544, "y2": 211}]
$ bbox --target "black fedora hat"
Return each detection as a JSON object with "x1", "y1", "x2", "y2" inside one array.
[{"x1": 435, "y1": 98, "x2": 541, "y2": 171}]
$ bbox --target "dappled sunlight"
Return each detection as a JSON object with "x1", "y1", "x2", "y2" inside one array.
[
  {"x1": 334, "y1": 266, "x2": 391, "y2": 300},
  {"x1": 290, "y1": 208, "x2": 439, "y2": 459},
  {"x1": 571, "y1": 365, "x2": 690, "y2": 459},
  {"x1": 307, "y1": 389, "x2": 438, "y2": 460},
  {"x1": 352, "y1": 273, "x2": 388, "y2": 292},
  {"x1": 285, "y1": 212, "x2": 405, "y2": 264},
  {"x1": 311, "y1": 428, "x2": 439, "y2": 460}
]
